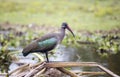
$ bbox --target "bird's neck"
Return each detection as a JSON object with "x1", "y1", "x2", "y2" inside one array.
[{"x1": 59, "y1": 28, "x2": 65, "y2": 42}]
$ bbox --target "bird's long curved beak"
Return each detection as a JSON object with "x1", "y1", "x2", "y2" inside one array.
[{"x1": 67, "y1": 26, "x2": 75, "y2": 37}]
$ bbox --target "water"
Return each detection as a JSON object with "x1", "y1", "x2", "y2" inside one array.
[
  {"x1": 50, "y1": 44, "x2": 120, "y2": 77},
  {"x1": 8, "y1": 44, "x2": 120, "y2": 77}
]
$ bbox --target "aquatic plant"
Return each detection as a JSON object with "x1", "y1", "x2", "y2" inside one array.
[{"x1": 77, "y1": 33, "x2": 120, "y2": 56}]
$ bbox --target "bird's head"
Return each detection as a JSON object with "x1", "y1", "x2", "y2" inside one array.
[{"x1": 62, "y1": 22, "x2": 75, "y2": 37}]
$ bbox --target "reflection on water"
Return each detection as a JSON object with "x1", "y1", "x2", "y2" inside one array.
[
  {"x1": 9, "y1": 44, "x2": 120, "y2": 77},
  {"x1": 50, "y1": 44, "x2": 120, "y2": 77},
  {"x1": 108, "y1": 52, "x2": 120, "y2": 75},
  {"x1": 50, "y1": 45, "x2": 77, "y2": 61}
]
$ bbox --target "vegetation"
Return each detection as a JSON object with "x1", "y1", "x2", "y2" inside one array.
[
  {"x1": 77, "y1": 33, "x2": 120, "y2": 57},
  {"x1": 0, "y1": 0, "x2": 120, "y2": 31},
  {"x1": 0, "y1": 0, "x2": 120, "y2": 74}
]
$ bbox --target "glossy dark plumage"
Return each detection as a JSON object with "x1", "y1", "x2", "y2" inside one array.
[
  {"x1": 22, "y1": 34, "x2": 58, "y2": 56},
  {"x1": 22, "y1": 22, "x2": 75, "y2": 62}
]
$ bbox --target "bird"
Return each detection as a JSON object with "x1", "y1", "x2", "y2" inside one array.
[{"x1": 22, "y1": 22, "x2": 75, "y2": 62}]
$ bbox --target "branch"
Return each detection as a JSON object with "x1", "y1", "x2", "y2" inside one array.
[
  {"x1": 33, "y1": 68, "x2": 46, "y2": 77},
  {"x1": 9, "y1": 64, "x2": 29, "y2": 75},
  {"x1": 57, "y1": 67, "x2": 78, "y2": 77},
  {"x1": 24, "y1": 62, "x2": 46, "y2": 77},
  {"x1": 45, "y1": 62, "x2": 98, "y2": 67},
  {"x1": 97, "y1": 64, "x2": 120, "y2": 77}
]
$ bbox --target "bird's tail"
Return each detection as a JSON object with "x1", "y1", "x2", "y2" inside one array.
[{"x1": 22, "y1": 48, "x2": 31, "y2": 56}]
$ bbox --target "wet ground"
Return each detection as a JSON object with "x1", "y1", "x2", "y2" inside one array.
[
  {"x1": 50, "y1": 45, "x2": 120, "y2": 77},
  {"x1": 0, "y1": 22, "x2": 120, "y2": 77},
  {"x1": 8, "y1": 44, "x2": 120, "y2": 77}
]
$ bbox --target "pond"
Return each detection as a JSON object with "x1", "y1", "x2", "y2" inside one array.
[
  {"x1": 0, "y1": 23, "x2": 119, "y2": 76},
  {"x1": 9, "y1": 44, "x2": 120, "y2": 77},
  {"x1": 50, "y1": 44, "x2": 120, "y2": 77}
]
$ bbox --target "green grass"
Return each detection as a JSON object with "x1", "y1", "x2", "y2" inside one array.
[{"x1": 0, "y1": 0, "x2": 120, "y2": 31}]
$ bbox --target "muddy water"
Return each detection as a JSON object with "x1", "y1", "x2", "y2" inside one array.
[
  {"x1": 8, "y1": 44, "x2": 120, "y2": 77},
  {"x1": 50, "y1": 45, "x2": 120, "y2": 77}
]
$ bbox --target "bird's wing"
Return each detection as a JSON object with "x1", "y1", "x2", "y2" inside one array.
[
  {"x1": 22, "y1": 34, "x2": 58, "y2": 56},
  {"x1": 22, "y1": 41, "x2": 39, "y2": 56},
  {"x1": 36, "y1": 33, "x2": 58, "y2": 42},
  {"x1": 36, "y1": 37, "x2": 58, "y2": 52}
]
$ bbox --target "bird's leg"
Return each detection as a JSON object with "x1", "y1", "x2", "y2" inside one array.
[{"x1": 45, "y1": 52, "x2": 49, "y2": 62}]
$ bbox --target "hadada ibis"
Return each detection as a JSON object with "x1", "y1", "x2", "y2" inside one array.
[{"x1": 22, "y1": 22, "x2": 75, "y2": 62}]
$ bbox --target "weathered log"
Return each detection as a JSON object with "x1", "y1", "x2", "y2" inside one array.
[
  {"x1": 97, "y1": 64, "x2": 120, "y2": 77},
  {"x1": 57, "y1": 67, "x2": 78, "y2": 77},
  {"x1": 16, "y1": 71, "x2": 29, "y2": 77},
  {"x1": 9, "y1": 64, "x2": 29, "y2": 75},
  {"x1": 45, "y1": 62, "x2": 98, "y2": 67},
  {"x1": 8, "y1": 62, "x2": 119, "y2": 77},
  {"x1": 24, "y1": 62, "x2": 45, "y2": 77},
  {"x1": 33, "y1": 68, "x2": 46, "y2": 77}
]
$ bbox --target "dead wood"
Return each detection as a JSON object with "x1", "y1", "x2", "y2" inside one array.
[
  {"x1": 97, "y1": 64, "x2": 120, "y2": 77},
  {"x1": 8, "y1": 61, "x2": 119, "y2": 77},
  {"x1": 57, "y1": 67, "x2": 78, "y2": 77},
  {"x1": 33, "y1": 68, "x2": 46, "y2": 77},
  {"x1": 24, "y1": 62, "x2": 46, "y2": 77},
  {"x1": 45, "y1": 62, "x2": 98, "y2": 67},
  {"x1": 9, "y1": 64, "x2": 29, "y2": 75}
]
